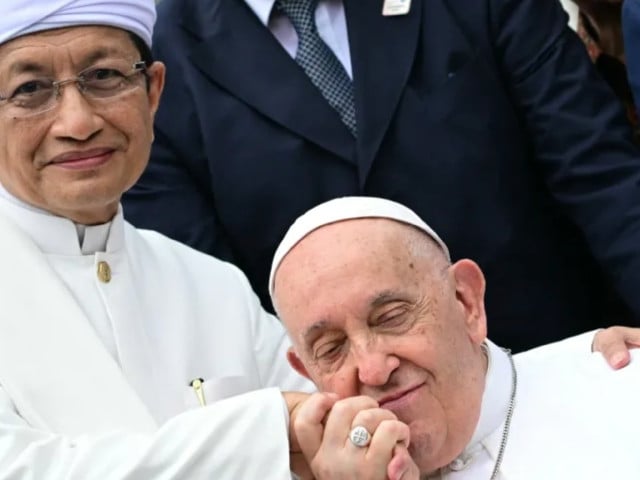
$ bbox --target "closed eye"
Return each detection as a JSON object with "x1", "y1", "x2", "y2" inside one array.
[
  {"x1": 378, "y1": 309, "x2": 406, "y2": 324},
  {"x1": 373, "y1": 306, "x2": 414, "y2": 332},
  {"x1": 314, "y1": 340, "x2": 345, "y2": 362}
]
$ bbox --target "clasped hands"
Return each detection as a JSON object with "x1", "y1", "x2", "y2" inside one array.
[{"x1": 286, "y1": 392, "x2": 419, "y2": 480}]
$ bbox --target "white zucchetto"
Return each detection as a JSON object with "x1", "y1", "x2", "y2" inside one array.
[
  {"x1": 269, "y1": 196, "x2": 451, "y2": 298},
  {"x1": 0, "y1": 0, "x2": 156, "y2": 48}
]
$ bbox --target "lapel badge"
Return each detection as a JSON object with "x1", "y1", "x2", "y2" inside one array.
[{"x1": 382, "y1": 0, "x2": 411, "y2": 16}]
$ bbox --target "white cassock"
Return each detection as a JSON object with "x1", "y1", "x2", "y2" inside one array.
[
  {"x1": 0, "y1": 190, "x2": 314, "y2": 479},
  {"x1": 431, "y1": 335, "x2": 640, "y2": 479}
]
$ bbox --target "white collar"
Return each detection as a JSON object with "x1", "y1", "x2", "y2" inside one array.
[
  {"x1": 0, "y1": 183, "x2": 124, "y2": 255},
  {"x1": 442, "y1": 340, "x2": 513, "y2": 472},
  {"x1": 244, "y1": 0, "x2": 274, "y2": 26}
]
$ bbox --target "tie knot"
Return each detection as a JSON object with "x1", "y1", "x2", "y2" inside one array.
[{"x1": 276, "y1": 0, "x2": 318, "y2": 34}]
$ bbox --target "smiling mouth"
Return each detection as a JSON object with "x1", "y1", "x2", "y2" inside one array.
[
  {"x1": 49, "y1": 149, "x2": 114, "y2": 170},
  {"x1": 378, "y1": 383, "x2": 426, "y2": 410}
]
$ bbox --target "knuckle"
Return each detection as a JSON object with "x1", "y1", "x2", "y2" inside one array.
[
  {"x1": 356, "y1": 407, "x2": 395, "y2": 427},
  {"x1": 293, "y1": 413, "x2": 306, "y2": 430},
  {"x1": 376, "y1": 419, "x2": 409, "y2": 438},
  {"x1": 331, "y1": 398, "x2": 354, "y2": 418},
  {"x1": 334, "y1": 395, "x2": 376, "y2": 417},
  {"x1": 353, "y1": 394, "x2": 379, "y2": 408},
  {"x1": 374, "y1": 407, "x2": 398, "y2": 421},
  {"x1": 354, "y1": 408, "x2": 377, "y2": 427}
]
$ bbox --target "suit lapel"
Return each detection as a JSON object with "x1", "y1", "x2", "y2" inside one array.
[
  {"x1": 344, "y1": 0, "x2": 422, "y2": 185},
  {"x1": 0, "y1": 212, "x2": 156, "y2": 435},
  {"x1": 185, "y1": 0, "x2": 356, "y2": 163}
]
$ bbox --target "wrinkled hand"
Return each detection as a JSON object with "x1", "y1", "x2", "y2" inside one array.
[
  {"x1": 284, "y1": 391, "x2": 315, "y2": 479},
  {"x1": 293, "y1": 393, "x2": 419, "y2": 480},
  {"x1": 592, "y1": 326, "x2": 640, "y2": 369}
]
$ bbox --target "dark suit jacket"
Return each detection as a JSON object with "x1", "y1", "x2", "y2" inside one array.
[
  {"x1": 124, "y1": 0, "x2": 640, "y2": 351},
  {"x1": 624, "y1": 0, "x2": 640, "y2": 110}
]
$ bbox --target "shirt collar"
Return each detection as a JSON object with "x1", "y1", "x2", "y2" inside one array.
[
  {"x1": 443, "y1": 339, "x2": 514, "y2": 472},
  {"x1": 244, "y1": 0, "x2": 274, "y2": 26},
  {"x1": 0, "y1": 183, "x2": 124, "y2": 255},
  {"x1": 470, "y1": 340, "x2": 513, "y2": 446}
]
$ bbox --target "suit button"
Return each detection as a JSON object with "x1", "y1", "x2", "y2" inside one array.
[{"x1": 97, "y1": 261, "x2": 111, "y2": 283}]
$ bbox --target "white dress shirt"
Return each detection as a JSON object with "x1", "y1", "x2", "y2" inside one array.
[{"x1": 244, "y1": 0, "x2": 353, "y2": 78}]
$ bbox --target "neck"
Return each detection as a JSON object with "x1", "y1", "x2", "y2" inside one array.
[
  {"x1": 0, "y1": 183, "x2": 119, "y2": 226},
  {"x1": 421, "y1": 341, "x2": 513, "y2": 477},
  {"x1": 58, "y1": 204, "x2": 118, "y2": 225}
]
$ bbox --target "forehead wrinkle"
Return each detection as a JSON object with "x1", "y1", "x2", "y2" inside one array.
[
  {"x1": 0, "y1": 31, "x2": 138, "y2": 77},
  {"x1": 79, "y1": 46, "x2": 135, "y2": 68},
  {"x1": 0, "y1": 44, "x2": 51, "y2": 77}
]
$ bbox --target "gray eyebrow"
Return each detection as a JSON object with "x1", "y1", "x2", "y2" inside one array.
[
  {"x1": 301, "y1": 319, "x2": 331, "y2": 345},
  {"x1": 370, "y1": 289, "x2": 405, "y2": 308},
  {"x1": 7, "y1": 60, "x2": 47, "y2": 76},
  {"x1": 6, "y1": 46, "x2": 131, "y2": 77}
]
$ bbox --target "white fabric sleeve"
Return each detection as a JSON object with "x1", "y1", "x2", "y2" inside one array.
[
  {"x1": 0, "y1": 387, "x2": 292, "y2": 479},
  {"x1": 519, "y1": 329, "x2": 599, "y2": 360},
  {"x1": 234, "y1": 268, "x2": 316, "y2": 394}
]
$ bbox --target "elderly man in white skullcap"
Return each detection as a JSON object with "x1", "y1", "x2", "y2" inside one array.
[
  {"x1": 0, "y1": 1, "x2": 319, "y2": 478},
  {"x1": 270, "y1": 196, "x2": 640, "y2": 479}
]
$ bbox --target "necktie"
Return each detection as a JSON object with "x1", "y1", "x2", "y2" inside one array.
[{"x1": 276, "y1": 0, "x2": 357, "y2": 137}]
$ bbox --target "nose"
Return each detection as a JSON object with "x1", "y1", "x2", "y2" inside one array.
[
  {"x1": 48, "y1": 82, "x2": 104, "y2": 141},
  {"x1": 353, "y1": 341, "x2": 400, "y2": 387}
]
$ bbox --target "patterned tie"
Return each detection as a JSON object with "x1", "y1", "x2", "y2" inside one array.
[{"x1": 276, "y1": 0, "x2": 357, "y2": 137}]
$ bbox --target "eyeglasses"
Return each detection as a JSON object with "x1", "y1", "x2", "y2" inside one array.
[{"x1": 0, "y1": 61, "x2": 148, "y2": 118}]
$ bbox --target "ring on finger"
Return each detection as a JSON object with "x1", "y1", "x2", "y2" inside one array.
[{"x1": 349, "y1": 425, "x2": 372, "y2": 448}]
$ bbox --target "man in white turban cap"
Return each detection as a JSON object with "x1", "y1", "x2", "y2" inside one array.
[
  {"x1": 269, "y1": 196, "x2": 640, "y2": 479},
  {"x1": 1, "y1": 0, "x2": 155, "y2": 47},
  {"x1": 0, "y1": 1, "x2": 320, "y2": 479}
]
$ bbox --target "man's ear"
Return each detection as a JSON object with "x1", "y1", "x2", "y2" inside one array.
[
  {"x1": 287, "y1": 346, "x2": 312, "y2": 380},
  {"x1": 146, "y1": 61, "x2": 166, "y2": 119},
  {"x1": 450, "y1": 259, "x2": 487, "y2": 345}
]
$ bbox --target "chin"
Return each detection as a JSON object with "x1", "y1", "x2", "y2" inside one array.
[
  {"x1": 52, "y1": 192, "x2": 120, "y2": 223},
  {"x1": 407, "y1": 421, "x2": 450, "y2": 474}
]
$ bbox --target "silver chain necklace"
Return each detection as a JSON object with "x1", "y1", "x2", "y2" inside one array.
[
  {"x1": 427, "y1": 348, "x2": 518, "y2": 480},
  {"x1": 489, "y1": 348, "x2": 518, "y2": 480}
]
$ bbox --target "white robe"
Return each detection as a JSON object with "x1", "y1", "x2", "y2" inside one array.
[
  {"x1": 433, "y1": 335, "x2": 640, "y2": 479},
  {"x1": 0, "y1": 194, "x2": 313, "y2": 479}
]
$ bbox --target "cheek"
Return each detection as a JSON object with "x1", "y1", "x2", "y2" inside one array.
[
  {"x1": 0, "y1": 121, "x2": 40, "y2": 157},
  {"x1": 112, "y1": 107, "x2": 152, "y2": 172},
  {"x1": 121, "y1": 107, "x2": 153, "y2": 142},
  {"x1": 106, "y1": 96, "x2": 153, "y2": 138},
  {"x1": 315, "y1": 371, "x2": 357, "y2": 397},
  {"x1": 0, "y1": 123, "x2": 44, "y2": 184}
]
